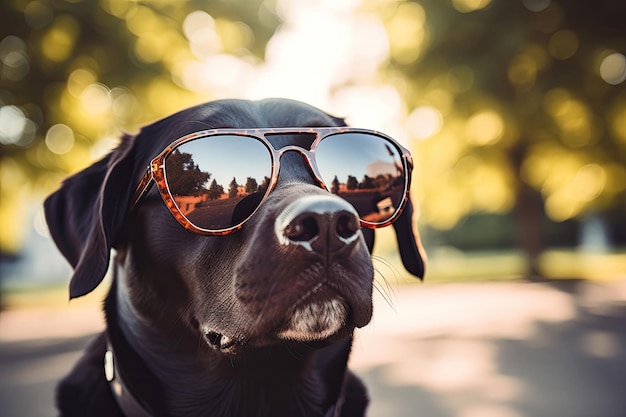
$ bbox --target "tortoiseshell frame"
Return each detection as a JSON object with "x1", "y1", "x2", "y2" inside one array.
[{"x1": 130, "y1": 127, "x2": 413, "y2": 236}]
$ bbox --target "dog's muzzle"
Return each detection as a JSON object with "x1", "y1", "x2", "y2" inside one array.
[
  {"x1": 272, "y1": 195, "x2": 362, "y2": 342},
  {"x1": 201, "y1": 194, "x2": 372, "y2": 352}
]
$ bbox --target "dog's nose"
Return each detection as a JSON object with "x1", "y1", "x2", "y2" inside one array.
[{"x1": 275, "y1": 195, "x2": 361, "y2": 253}]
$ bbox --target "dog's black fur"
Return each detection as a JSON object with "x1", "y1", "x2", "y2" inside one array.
[{"x1": 45, "y1": 98, "x2": 425, "y2": 417}]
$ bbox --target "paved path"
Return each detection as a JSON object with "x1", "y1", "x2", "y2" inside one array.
[{"x1": 1, "y1": 280, "x2": 625, "y2": 417}]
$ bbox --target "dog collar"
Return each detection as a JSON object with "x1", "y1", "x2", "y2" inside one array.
[
  {"x1": 104, "y1": 343, "x2": 343, "y2": 417},
  {"x1": 105, "y1": 346, "x2": 153, "y2": 417}
]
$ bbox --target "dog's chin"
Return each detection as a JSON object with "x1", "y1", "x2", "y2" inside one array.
[
  {"x1": 200, "y1": 298, "x2": 352, "y2": 355},
  {"x1": 276, "y1": 298, "x2": 350, "y2": 343}
]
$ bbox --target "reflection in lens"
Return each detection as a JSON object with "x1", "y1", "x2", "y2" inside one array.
[
  {"x1": 315, "y1": 133, "x2": 405, "y2": 224},
  {"x1": 164, "y1": 135, "x2": 272, "y2": 230}
]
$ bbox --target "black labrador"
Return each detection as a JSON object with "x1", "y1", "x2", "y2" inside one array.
[{"x1": 45, "y1": 98, "x2": 425, "y2": 417}]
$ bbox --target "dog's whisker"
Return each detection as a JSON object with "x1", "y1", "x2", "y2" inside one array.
[
  {"x1": 372, "y1": 268, "x2": 394, "y2": 305},
  {"x1": 371, "y1": 258, "x2": 399, "y2": 311},
  {"x1": 372, "y1": 255, "x2": 405, "y2": 284},
  {"x1": 373, "y1": 281, "x2": 396, "y2": 311},
  {"x1": 174, "y1": 301, "x2": 195, "y2": 327}
]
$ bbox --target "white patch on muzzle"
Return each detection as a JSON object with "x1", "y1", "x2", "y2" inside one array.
[{"x1": 277, "y1": 299, "x2": 348, "y2": 342}]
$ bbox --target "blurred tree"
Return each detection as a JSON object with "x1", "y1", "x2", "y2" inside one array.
[
  {"x1": 0, "y1": 0, "x2": 278, "y2": 253},
  {"x1": 1, "y1": 0, "x2": 625, "y2": 276},
  {"x1": 380, "y1": 0, "x2": 626, "y2": 276}
]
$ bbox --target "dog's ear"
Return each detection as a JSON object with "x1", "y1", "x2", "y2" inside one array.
[
  {"x1": 44, "y1": 135, "x2": 137, "y2": 299},
  {"x1": 392, "y1": 196, "x2": 426, "y2": 279}
]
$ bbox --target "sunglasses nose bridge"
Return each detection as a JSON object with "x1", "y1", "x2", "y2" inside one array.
[{"x1": 275, "y1": 147, "x2": 326, "y2": 189}]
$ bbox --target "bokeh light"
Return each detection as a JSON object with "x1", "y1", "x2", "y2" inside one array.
[
  {"x1": 0, "y1": 106, "x2": 27, "y2": 145},
  {"x1": 40, "y1": 15, "x2": 79, "y2": 63},
  {"x1": 548, "y1": 30, "x2": 578, "y2": 60},
  {"x1": 0, "y1": 36, "x2": 30, "y2": 81},
  {"x1": 466, "y1": 110, "x2": 505, "y2": 146},
  {"x1": 45, "y1": 124, "x2": 74, "y2": 155},
  {"x1": 407, "y1": 106, "x2": 443, "y2": 141},
  {"x1": 452, "y1": 0, "x2": 493, "y2": 14},
  {"x1": 522, "y1": 0, "x2": 552, "y2": 12},
  {"x1": 599, "y1": 52, "x2": 626, "y2": 85},
  {"x1": 385, "y1": 2, "x2": 426, "y2": 65},
  {"x1": 0, "y1": 0, "x2": 624, "y2": 266}
]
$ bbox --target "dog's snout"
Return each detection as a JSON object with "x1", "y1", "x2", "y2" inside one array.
[{"x1": 275, "y1": 195, "x2": 361, "y2": 252}]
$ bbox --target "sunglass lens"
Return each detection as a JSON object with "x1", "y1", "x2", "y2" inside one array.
[
  {"x1": 164, "y1": 135, "x2": 272, "y2": 231},
  {"x1": 315, "y1": 133, "x2": 406, "y2": 225}
]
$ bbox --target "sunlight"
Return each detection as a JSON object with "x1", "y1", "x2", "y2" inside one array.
[
  {"x1": 40, "y1": 16, "x2": 79, "y2": 62},
  {"x1": 452, "y1": 0, "x2": 493, "y2": 13},
  {"x1": 67, "y1": 68, "x2": 97, "y2": 98},
  {"x1": 0, "y1": 158, "x2": 29, "y2": 252},
  {"x1": 407, "y1": 106, "x2": 443, "y2": 140},
  {"x1": 134, "y1": 32, "x2": 167, "y2": 64},
  {"x1": 331, "y1": 86, "x2": 404, "y2": 137},
  {"x1": 249, "y1": 1, "x2": 392, "y2": 116},
  {"x1": 215, "y1": 20, "x2": 255, "y2": 53},
  {"x1": 125, "y1": 5, "x2": 158, "y2": 37},
  {"x1": 455, "y1": 155, "x2": 515, "y2": 213},
  {"x1": 351, "y1": 283, "x2": 580, "y2": 416},
  {"x1": 466, "y1": 110, "x2": 504, "y2": 146},
  {"x1": 3, "y1": 0, "x2": 626, "y2": 258},
  {"x1": 45, "y1": 124, "x2": 74, "y2": 155},
  {"x1": 599, "y1": 52, "x2": 626, "y2": 85},
  {"x1": 573, "y1": 164, "x2": 607, "y2": 202},
  {"x1": 0, "y1": 105, "x2": 27, "y2": 145},
  {"x1": 183, "y1": 10, "x2": 221, "y2": 58},
  {"x1": 80, "y1": 83, "x2": 111, "y2": 117},
  {"x1": 543, "y1": 88, "x2": 597, "y2": 147},
  {"x1": 182, "y1": 54, "x2": 256, "y2": 96},
  {"x1": 385, "y1": 2, "x2": 426, "y2": 65}
]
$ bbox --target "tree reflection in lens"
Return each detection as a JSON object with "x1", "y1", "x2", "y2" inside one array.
[{"x1": 164, "y1": 136, "x2": 271, "y2": 230}]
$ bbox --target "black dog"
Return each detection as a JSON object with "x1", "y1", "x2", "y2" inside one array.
[{"x1": 45, "y1": 98, "x2": 425, "y2": 417}]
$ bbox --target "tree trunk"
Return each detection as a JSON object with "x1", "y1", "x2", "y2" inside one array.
[{"x1": 510, "y1": 144, "x2": 545, "y2": 280}]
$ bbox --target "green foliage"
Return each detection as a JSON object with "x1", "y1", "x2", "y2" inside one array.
[{"x1": 1, "y1": 0, "x2": 625, "y2": 256}]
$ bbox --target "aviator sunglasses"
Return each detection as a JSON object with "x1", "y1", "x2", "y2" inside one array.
[{"x1": 131, "y1": 127, "x2": 413, "y2": 236}]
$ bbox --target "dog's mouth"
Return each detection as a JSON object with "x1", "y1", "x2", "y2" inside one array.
[
  {"x1": 202, "y1": 329, "x2": 241, "y2": 352},
  {"x1": 200, "y1": 285, "x2": 353, "y2": 354},
  {"x1": 276, "y1": 293, "x2": 349, "y2": 343}
]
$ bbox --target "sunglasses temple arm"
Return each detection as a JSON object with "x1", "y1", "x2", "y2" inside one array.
[{"x1": 129, "y1": 167, "x2": 154, "y2": 210}]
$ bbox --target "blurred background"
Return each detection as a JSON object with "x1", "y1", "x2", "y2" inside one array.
[{"x1": 1, "y1": 0, "x2": 625, "y2": 416}]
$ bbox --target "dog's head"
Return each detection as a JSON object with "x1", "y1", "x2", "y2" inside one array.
[{"x1": 44, "y1": 98, "x2": 425, "y2": 354}]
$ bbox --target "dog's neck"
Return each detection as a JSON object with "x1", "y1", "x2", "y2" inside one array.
[{"x1": 105, "y1": 266, "x2": 349, "y2": 417}]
